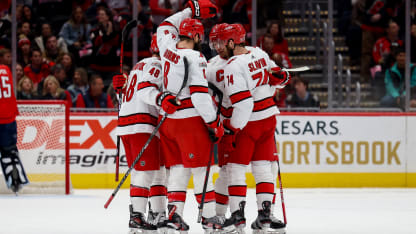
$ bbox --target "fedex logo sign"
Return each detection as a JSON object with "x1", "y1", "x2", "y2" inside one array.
[{"x1": 17, "y1": 115, "x2": 118, "y2": 150}]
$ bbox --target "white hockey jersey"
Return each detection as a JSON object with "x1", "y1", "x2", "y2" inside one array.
[
  {"x1": 156, "y1": 8, "x2": 217, "y2": 124},
  {"x1": 223, "y1": 47, "x2": 280, "y2": 130},
  {"x1": 207, "y1": 46, "x2": 260, "y2": 120},
  {"x1": 116, "y1": 57, "x2": 162, "y2": 136}
]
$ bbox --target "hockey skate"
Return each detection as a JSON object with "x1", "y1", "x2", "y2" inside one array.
[
  {"x1": 201, "y1": 215, "x2": 227, "y2": 234},
  {"x1": 165, "y1": 205, "x2": 189, "y2": 234},
  {"x1": 220, "y1": 201, "x2": 246, "y2": 234},
  {"x1": 251, "y1": 201, "x2": 286, "y2": 234},
  {"x1": 0, "y1": 147, "x2": 29, "y2": 194},
  {"x1": 129, "y1": 205, "x2": 158, "y2": 234},
  {"x1": 148, "y1": 209, "x2": 168, "y2": 234}
]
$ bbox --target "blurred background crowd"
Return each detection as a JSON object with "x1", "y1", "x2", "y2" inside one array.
[{"x1": 0, "y1": 0, "x2": 415, "y2": 109}]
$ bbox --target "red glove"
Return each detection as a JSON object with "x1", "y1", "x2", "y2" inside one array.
[
  {"x1": 156, "y1": 91, "x2": 180, "y2": 114},
  {"x1": 222, "y1": 119, "x2": 240, "y2": 153},
  {"x1": 187, "y1": 0, "x2": 218, "y2": 19},
  {"x1": 269, "y1": 67, "x2": 291, "y2": 86},
  {"x1": 206, "y1": 115, "x2": 224, "y2": 143},
  {"x1": 112, "y1": 73, "x2": 128, "y2": 90}
]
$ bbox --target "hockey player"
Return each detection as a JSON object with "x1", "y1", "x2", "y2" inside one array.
[
  {"x1": 0, "y1": 64, "x2": 29, "y2": 193},
  {"x1": 112, "y1": 34, "x2": 167, "y2": 234},
  {"x1": 206, "y1": 23, "x2": 231, "y2": 223},
  {"x1": 154, "y1": 1, "x2": 233, "y2": 233},
  {"x1": 218, "y1": 24, "x2": 290, "y2": 234}
]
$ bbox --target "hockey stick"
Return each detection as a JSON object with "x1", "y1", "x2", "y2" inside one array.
[
  {"x1": 274, "y1": 129, "x2": 287, "y2": 224},
  {"x1": 105, "y1": 57, "x2": 190, "y2": 209},
  {"x1": 283, "y1": 66, "x2": 310, "y2": 72},
  {"x1": 115, "y1": 20, "x2": 138, "y2": 181},
  {"x1": 197, "y1": 82, "x2": 224, "y2": 223}
]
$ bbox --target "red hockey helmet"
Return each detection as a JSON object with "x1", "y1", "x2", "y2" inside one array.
[
  {"x1": 150, "y1": 34, "x2": 159, "y2": 53},
  {"x1": 209, "y1": 23, "x2": 229, "y2": 49},
  {"x1": 179, "y1": 18, "x2": 204, "y2": 41},
  {"x1": 219, "y1": 23, "x2": 246, "y2": 45}
]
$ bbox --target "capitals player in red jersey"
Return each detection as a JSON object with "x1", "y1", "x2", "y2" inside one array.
[
  {"x1": 154, "y1": 1, "x2": 239, "y2": 233},
  {"x1": 216, "y1": 24, "x2": 289, "y2": 234},
  {"x1": 112, "y1": 35, "x2": 168, "y2": 234},
  {"x1": 0, "y1": 64, "x2": 29, "y2": 193}
]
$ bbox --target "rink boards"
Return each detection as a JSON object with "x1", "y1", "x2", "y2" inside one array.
[{"x1": 16, "y1": 112, "x2": 416, "y2": 188}]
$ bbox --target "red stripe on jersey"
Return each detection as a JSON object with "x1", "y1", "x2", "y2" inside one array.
[
  {"x1": 195, "y1": 190, "x2": 215, "y2": 204},
  {"x1": 272, "y1": 193, "x2": 276, "y2": 204},
  {"x1": 137, "y1": 81, "x2": 158, "y2": 91},
  {"x1": 130, "y1": 185, "x2": 149, "y2": 197},
  {"x1": 160, "y1": 21, "x2": 175, "y2": 27},
  {"x1": 253, "y1": 97, "x2": 275, "y2": 112},
  {"x1": 150, "y1": 185, "x2": 167, "y2": 197},
  {"x1": 230, "y1": 91, "x2": 252, "y2": 105},
  {"x1": 168, "y1": 191, "x2": 186, "y2": 203},
  {"x1": 215, "y1": 192, "x2": 229, "y2": 205},
  {"x1": 118, "y1": 113, "x2": 158, "y2": 127},
  {"x1": 228, "y1": 185, "x2": 247, "y2": 197},
  {"x1": 189, "y1": 85, "x2": 209, "y2": 95},
  {"x1": 220, "y1": 105, "x2": 233, "y2": 118},
  {"x1": 176, "y1": 98, "x2": 194, "y2": 110},
  {"x1": 256, "y1": 182, "x2": 274, "y2": 194}
]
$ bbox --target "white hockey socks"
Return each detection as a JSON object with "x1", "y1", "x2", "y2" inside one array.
[
  {"x1": 252, "y1": 160, "x2": 275, "y2": 210},
  {"x1": 215, "y1": 165, "x2": 229, "y2": 216},
  {"x1": 167, "y1": 165, "x2": 191, "y2": 217},
  {"x1": 149, "y1": 166, "x2": 167, "y2": 213},
  {"x1": 227, "y1": 163, "x2": 248, "y2": 214},
  {"x1": 130, "y1": 169, "x2": 155, "y2": 213},
  {"x1": 192, "y1": 166, "x2": 216, "y2": 218}
]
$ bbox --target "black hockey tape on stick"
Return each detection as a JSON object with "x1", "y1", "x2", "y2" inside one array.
[
  {"x1": 105, "y1": 56, "x2": 190, "y2": 209},
  {"x1": 197, "y1": 82, "x2": 224, "y2": 223}
]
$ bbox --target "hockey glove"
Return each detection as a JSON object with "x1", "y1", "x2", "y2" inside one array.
[
  {"x1": 112, "y1": 73, "x2": 128, "y2": 90},
  {"x1": 222, "y1": 119, "x2": 240, "y2": 153},
  {"x1": 206, "y1": 115, "x2": 224, "y2": 144},
  {"x1": 156, "y1": 91, "x2": 180, "y2": 114},
  {"x1": 269, "y1": 67, "x2": 291, "y2": 86},
  {"x1": 187, "y1": 0, "x2": 218, "y2": 19}
]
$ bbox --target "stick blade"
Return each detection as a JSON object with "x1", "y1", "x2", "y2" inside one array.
[
  {"x1": 122, "y1": 20, "x2": 138, "y2": 42},
  {"x1": 283, "y1": 66, "x2": 311, "y2": 72}
]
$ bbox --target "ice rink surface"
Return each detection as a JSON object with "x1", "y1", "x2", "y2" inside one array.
[{"x1": 1, "y1": 188, "x2": 415, "y2": 234}]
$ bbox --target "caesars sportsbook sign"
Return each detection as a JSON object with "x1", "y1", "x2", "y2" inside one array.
[{"x1": 16, "y1": 112, "x2": 416, "y2": 187}]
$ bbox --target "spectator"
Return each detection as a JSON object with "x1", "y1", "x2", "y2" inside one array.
[
  {"x1": 67, "y1": 67, "x2": 89, "y2": 106},
  {"x1": 16, "y1": 63, "x2": 25, "y2": 82},
  {"x1": 56, "y1": 53, "x2": 75, "y2": 80},
  {"x1": 51, "y1": 64, "x2": 71, "y2": 89},
  {"x1": 262, "y1": 33, "x2": 292, "y2": 68},
  {"x1": 358, "y1": 0, "x2": 394, "y2": 82},
  {"x1": 23, "y1": 48, "x2": 55, "y2": 90},
  {"x1": 16, "y1": 76, "x2": 38, "y2": 100},
  {"x1": 17, "y1": 37, "x2": 31, "y2": 67},
  {"x1": 412, "y1": 23, "x2": 416, "y2": 63},
  {"x1": 20, "y1": 5, "x2": 37, "y2": 29},
  {"x1": 89, "y1": 7, "x2": 120, "y2": 80},
  {"x1": 0, "y1": 48, "x2": 11, "y2": 67},
  {"x1": 59, "y1": 6, "x2": 92, "y2": 63},
  {"x1": 286, "y1": 75, "x2": 320, "y2": 108},
  {"x1": 372, "y1": 20, "x2": 403, "y2": 70},
  {"x1": 41, "y1": 75, "x2": 72, "y2": 104},
  {"x1": 34, "y1": 23, "x2": 68, "y2": 56},
  {"x1": 18, "y1": 21, "x2": 33, "y2": 40},
  {"x1": 380, "y1": 49, "x2": 416, "y2": 108},
  {"x1": 43, "y1": 35, "x2": 67, "y2": 63},
  {"x1": 257, "y1": 20, "x2": 289, "y2": 56},
  {"x1": 75, "y1": 74, "x2": 114, "y2": 108}
]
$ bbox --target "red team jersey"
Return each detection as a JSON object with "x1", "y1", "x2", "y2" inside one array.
[{"x1": 0, "y1": 65, "x2": 18, "y2": 124}]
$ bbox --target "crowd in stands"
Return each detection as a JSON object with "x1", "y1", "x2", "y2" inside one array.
[
  {"x1": 3, "y1": 0, "x2": 415, "y2": 109},
  {"x1": 337, "y1": 0, "x2": 416, "y2": 108},
  {"x1": 1, "y1": 0, "x2": 284, "y2": 108}
]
